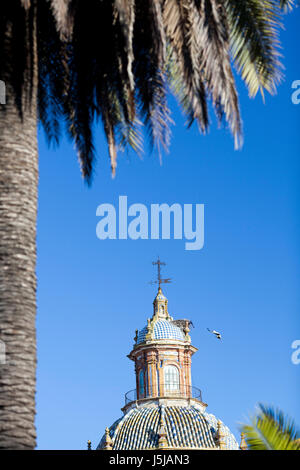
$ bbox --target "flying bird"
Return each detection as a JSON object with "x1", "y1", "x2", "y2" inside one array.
[{"x1": 207, "y1": 328, "x2": 222, "y2": 340}]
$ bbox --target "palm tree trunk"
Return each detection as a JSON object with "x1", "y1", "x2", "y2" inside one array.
[{"x1": 0, "y1": 18, "x2": 38, "y2": 450}]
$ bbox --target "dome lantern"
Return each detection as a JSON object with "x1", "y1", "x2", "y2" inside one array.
[{"x1": 153, "y1": 286, "x2": 171, "y2": 320}]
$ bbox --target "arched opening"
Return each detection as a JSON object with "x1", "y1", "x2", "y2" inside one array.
[
  {"x1": 139, "y1": 370, "x2": 144, "y2": 398},
  {"x1": 164, "y1": 365, "x2": 180, "y2": 392}
]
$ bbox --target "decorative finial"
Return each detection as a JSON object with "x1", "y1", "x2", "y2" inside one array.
[
  {"x1": 150, "y1": 257, "x2": 171, "y2": 290},
  {"x1": 103, "y1": 427, "x2": 113, "y2": 450},
  {"x1": 240, "y1": 432, "x2": 247, "y2": 450},
  {"x1": 214, "y1": 420, "x2": 226, "y2": 450},
  {"x1": 87, "y1": 440, "x2": 92, "y2": 450},
  {"x1": 145, "y1": 318, "x2": 153, "y2": 340},
  {"x1": 183, "y1": 320, "x2": 190, "y2": 341},
  {"x1": 134, "y1": 329, "x2": 138, "y2": 343},
  {"x1": 157, "y1": 407, "x2": 168, "y2": 449}
]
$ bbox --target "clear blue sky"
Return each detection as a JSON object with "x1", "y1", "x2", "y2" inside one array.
[{"x1": 36, "y1": 11, "x2": 300, "y2": 449}]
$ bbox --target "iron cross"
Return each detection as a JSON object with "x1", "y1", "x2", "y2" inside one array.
[{"x1": 151, "y1": 257, "x2": 171, "y2": 288}]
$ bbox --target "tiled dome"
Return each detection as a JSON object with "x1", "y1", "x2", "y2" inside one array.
[
  {"x1": 97, "y1": 405, "x2": 239, "y2": 450},
  {"x1": 136, "y1": 320, "x2": 185, "y2": 344}
]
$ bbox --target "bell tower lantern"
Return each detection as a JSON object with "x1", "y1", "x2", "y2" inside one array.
[{"x1": 126, "y1": 258, "x2": 201, "y2": 409}]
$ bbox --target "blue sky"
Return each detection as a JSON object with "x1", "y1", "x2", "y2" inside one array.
[{"x1": 36, "y1": 11, "x2": 300, "y2": 449}]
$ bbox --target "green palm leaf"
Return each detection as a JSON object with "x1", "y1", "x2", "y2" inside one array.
[{"x1": 241, "y1": 404, "x2": 300, "y2": 450}]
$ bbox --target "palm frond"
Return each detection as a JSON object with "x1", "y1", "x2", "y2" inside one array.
[
  {"x1": 164, "y1": 0, "x2": 242, "y2": 148},
  {"x1": 133, "y1": 0, "x2": 171, "y2": 153},
  {"x1": 49, "y1": 0, "x2": 292, "y2": 178},
  {"x1": 49, "y1": 0, "x2": 73, "y2": 40},
  {"x1": 194, "y1": 0, "x2": 242, "y2": 148},
  {"x1": 279, "y1": 0, "x2": 296, "y2": 12},
  {"x1": 0, "y1": 1, "x2": 35, "y2": 115},
  {"x1": 163, "y1": 0, "x2": 209, "y2": 132},
  {"x1": 226, "y1": 0, "x2": 284, "y2": 98},
  {"x1": 258, "y1": 404, "x2": 300, "y2": 441},
  {"x1": 241, "y1": 404, "x2": 300, "y2": 450},
  {"x1": 64, "y1": 0, "x2": 138, "y2": 181},
  {"x1": 2, "y1": 0, "x2": 292, "y2": 180},
  {"x1": 37, "y1": 0, "x2": 68, "y2": 146},
  {"x1": 114, "y1": 0, "x2": 135, "y2": 91}
]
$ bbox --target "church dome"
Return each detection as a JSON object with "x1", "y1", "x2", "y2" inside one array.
[
  {"x1": 97, "y1": 405, "x2": 239, "y2": 450},
  {"x1": 96, "y1": 261, "x2": 245, "y2": 451},
  {"x1": 136, "y1": 319, "x2": 185, "y2": 344}
]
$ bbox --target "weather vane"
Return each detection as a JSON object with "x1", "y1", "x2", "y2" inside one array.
[{"x1": 150, "y1": 256, "x2": 172, "y2": 289}]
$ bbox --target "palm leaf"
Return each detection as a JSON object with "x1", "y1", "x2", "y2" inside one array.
[
  {"x1": 41, "y1": 0, "x2": 297, "y2": 178},
  {"x1": 225, "y1": 0, "x2": 285, "y2": 98},
  {"x1": 241, "y1": 404, "x2": 300, "y2": 450},
  {"x1": 279, "y1": 0, "x2": 297, "y2": 12}
]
